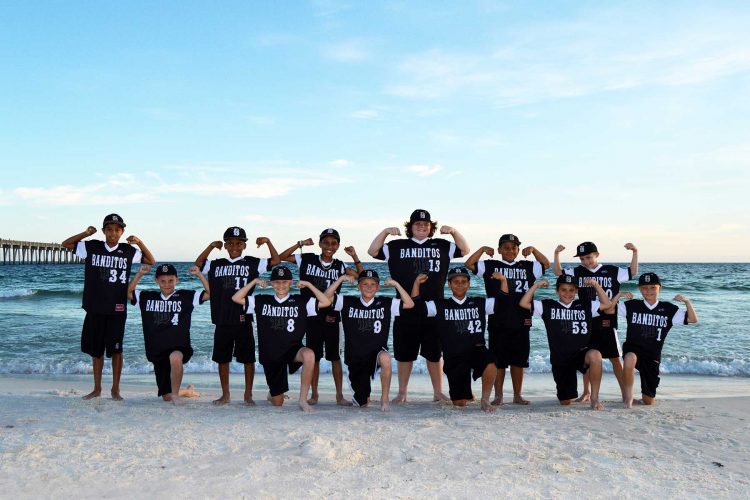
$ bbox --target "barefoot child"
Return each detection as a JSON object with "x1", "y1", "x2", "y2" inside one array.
[
  {"x1": 232, "y1": 265, "x2": 331, "y2": 413},
  {"x1": 519, "y1": 275, "x2": 612, "y2": 410},
  {"x1": 195, "y1": 226, "x2": 280, "y2": 406},
  {"x1": 61, "y1": 214, "x2": 156, "y2": 400},
  {"x1": 465, "y1": 234, "x2": 550, "y2": 405},
  {"x1": 128, "y1": 264, "x2": 209, "y2": 405},
  {"x1": 367, "y1": 209, "x2": 470, "y2": 404},
  {"x1": 278, "y1": 228, "x2": 364, "y2": 405},
  {"x1": 412, "y1": 268, "x2": 506, "y2": 413},
  {"x1": 553, "y1": 241, "x2": 638, "y2": 402},
  {"x1": 610, "y1": 272, "x2": 698, "y2": 408},
  {"x1": 324, "y1": 270, "x2": 414, "y2": 412}
]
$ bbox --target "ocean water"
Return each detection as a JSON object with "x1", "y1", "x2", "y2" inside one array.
[{"x1": 0, "y1": 262, "x2": 748, "y2": 377}]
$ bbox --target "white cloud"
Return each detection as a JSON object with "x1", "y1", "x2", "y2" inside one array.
[
  {"x1": 329, "y1": 159, "x2": 351, "y2": 168},
  {"x1": 407, "y1": 164, "x2": 442, "y2": 176}
]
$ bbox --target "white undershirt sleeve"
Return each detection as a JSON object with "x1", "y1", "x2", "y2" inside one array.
[
  {"x1": 391, "y1": 298, "x2": 401, "y2": 317},
  {"x1": 244, "y1": 296, "x2": 256, "y2": 314},
  {"x1": 532, "y1": 300, "x2": 543, "y2": 318},
  {"x1": 75, "y1": 241, "x2": 87, "y2": 259},
  {"x1": 425, "y1": 300, "x2": 437, "y2": 318},
  {"x1": 333, "y1": 294, "x2": 344, "y2": 312},
  {"x1": 306, "y1": 297, "x2": 317, "y2": 316},
  {"x1": 485, "y1": 297, "x2": 496, "y2": 315}
]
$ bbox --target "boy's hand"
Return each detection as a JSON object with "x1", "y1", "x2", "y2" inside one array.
[
  {"x1": 414, "y1": 273, "x2": 429, "y2": 284},
  {"x1": 536, "y1": 280, "x2": 549, "y2": 288},
  {"x1": 490, "y1": 272, "x2": 507, "y2": 281},
  {"x1": 126, "y1": 235, "x2": 142, "y2": 245},
  {"x1": 86, "y1": 226, "x2": 97, "y2": 236},
  {"x1": 343, "y1": 275, "x2": 356, "y2": 285},
  {"x1": 384, "y1": 227, "x2": 401, "y2": 236},
  {"x1": 624, "y1": 242, "x2": 638, "y2": 252},
  {"x1": 482, "y1": 246, "x2": 495, "y2": 257},
  {"x1": 583, "y1": 278, "x2": 598, "y2": 287},
  {"x1": 256, "y1": 237, "x2": 270, "y2": 247},
  {"x1": 521, "y1": 246, "x2": 535, "y2": 258},
  {"x1": 137, "y1": 264, "x2": 152, "y2": 275},
  {"x1": 383, "y1": 278, "x2": 397, "y2": 287},
  {"x1": 301, "y1": 238, "x2": 314, "y2": 246},
  {"x1": 210, "y1": 241, "x2": 223, "y2": 250},
  {"x1": 188, "y1": 266, "x2": 200, "y2": 276},
  {"x1": 554, "y1": 244, "x2": 565, "y2": 254},
  {"x1": 621, "y1": 291, "x2": 634, "y2": 300},
  {"x1": 439, "y1": 225, "x2": 455, "y2": 235},
  {"x1": 298, "y1": 280, "x2": 310, "y2": 289},
  {"x1": 344, "y1": 246, "x2": 358, "y2": 257},
  {"x1": 673, "y1": 294, "x2": 690, "y2": 303}
]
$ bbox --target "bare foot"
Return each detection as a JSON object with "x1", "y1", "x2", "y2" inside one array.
[
  {"x1": 490, "y1": 396, "x2": 504, "y2": 406},
  {"x1": 213, "y1": 395, "x2": 231, "y2": 406},
  {"x1": 380, "y1": 399, "x2": 391, "y2": 412},
  {"x1": 82, "y1": 389, "x2": 101, "y2": 400},
  {"x1": 574, "y1": 393, "x2": 590, "y2": 403},
  {"x1": 171, "y1": 394, "x2": 186, "y2": 406},
  {"x1": 244, "y1": 391, "x2": 255, "y2": 406},
  {"x1": 299, "y1": 399, "x2": 315, "y2": 413},
  {"x1": 591, "y1": 399, "x2": 604, "y2": 411},
  {"x1": 481, "y1": 399, "x2": 496, "y2": 413},
  {"x1": 623, "y1": 399, "x2": 633, "y2": 409},
  {"x1": 433, "y1": 392, "x2": 450, "y2": 403},
  {"x1": 513, "y1": 395, "x2": 530, "y2": 405},
  {"x1": 110, "y1": 389, "x2": 123, "y2": 401},
  {"x1": 179, "y1": 384, "x2": 200, "y2": 398},
  {"x1": 307, "y1": 395, "x2": 319, "y2": 405},
  {"x1": 391, "y1": 393, "x2": 408, "y2": 404},
  {"x1": 336, "y1": 394, "x2": 353, "y2": 406}
]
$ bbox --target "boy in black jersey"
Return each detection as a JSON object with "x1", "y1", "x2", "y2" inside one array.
[
  {"x1": 465, "y1": 234, "x2": 550, "y2": 406},
  {"x1": 195, "y1": 226, "x2": 280, "y2": 406},
  {"x1": 128, "y1": 264, "x2": 210, "y2": 405},
  {"x1": 607, "y1": 273, "x2": 698, "y2": 408},
  {"x1": 367, "y1": 209, "x2": 470, "y2": 404},
  {"x1": 412, "y1": 268, "x2": 507, "y2": 412},
  {"x1": 61, "y1": 214, "x2": 156, "y2": 401},
  {"x1": 232, "y1": 265, "x2": 331, "y2": 413},
  {"x1": 278, "y1": 228, "x2": 364, "y2": 405},
  {"x1": 553, "y1": 241, "x2": 638, "y2": 402},
  {"x1": 324, "y1": 270, "x2": 415, "y2": 412},
  {"x1": 519, "y1": 275, "x2": 612, "y2": 410}
]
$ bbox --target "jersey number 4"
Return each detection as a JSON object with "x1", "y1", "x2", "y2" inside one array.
[{"x1": 109, "y1": 270, "x2": 127, "y2": 284}]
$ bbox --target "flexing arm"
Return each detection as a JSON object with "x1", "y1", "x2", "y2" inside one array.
[
  {"x1": 298, "y1": 280, "x2": 331, "y2": 309},
  {"x1": 344, "y1": 246, "x2": 364, "y2": 276},
  {"x1": 324, "y1": 274, "x2": 354, "y2": 301},
  {"x1": 384, "y1": 278, "x2": 415, "y2": 309},
  {"x1": 126, "y1": 236, "x2": 156, "y2": 265},
  {"x1": 519, "y1": 280, "x2": 548, "y2": 311},
  {"x1": 584, "y1": 278, "x2": 611, "y2": 311},
  {"x1": 464, "y1": 246, "x2": 493, "y2": 273},
  {"x1": 367, "y1": 227, "x2": 400, "y2": 258},
  {"x1": 625, "y1": 242, "x2": 639, "y2": 277},
  {"x1": 259, "y1": 237, "x2": 281, "y2": 267},
  {"x1": 552, "y1": 244, "x2": 565, "y2": 276},
  {"x1": 278, "y1": 238, "x2": 314, "y2": 263},
  {"x1": 523, "y1": 246, "x2": 551, "y2": 271},
  {"x1": 127, "y1": 264, "x2": 151, "y2": 301},
  {"x1": 231, "y1": 278, "x2": 264, "y2": 305},
  {"x1": 188, "y1": 265, "x2": 211, "y2": 301},
  {"x1": 410, "y1": 273, "x2": 429, "y2": 298},
  {"x1": 61, "y1": 226, "x2": 96, "y2": 250},
  {"x1": 602, "y1": 291, "x2": 633, "y2": 314},
  {"x1": 440, "y1": 226, "x2": 470, "y2": 256},
  {"x1": 674, "y1": 295, "x2": 698, "y2": 324},
  {"x1": 195, "y1": 241, "x2": 222, "y2": 268},
  {"x1": 490, "y1": 272, "x2": 509, "y2": 294}
]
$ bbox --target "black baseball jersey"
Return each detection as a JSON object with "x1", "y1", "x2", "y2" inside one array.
[
  {"x1": 375, "y1": 238, "x2": 462, "y2": 300},
  {"x1": 202, "y1": 256, "x2": 269, "y2": 325},
  {"x1": 532, "y1": 299, "x2": 601, "y2": 365},
  {"x1": 425, "y1": 296, "x2": 498, "y2": 359},
  {"x1": 333, "y1": 295, "x2": 401, "y2": 364},
  {"x1": 245, "y1": 294, "x2": 316, "y2": 365},
  {"x1": 76, "y1": 240, "x2": 142, "y2": 315},
  {"x1": 475, "y1": 259, "x2": 544, "y2": 327},
  {"x1": 564, "y1": 265, "x2": 630, "y2": 329},
  {"x1": 617, "y1": 300, "x2": 688, "y2": 360},
  {"x1": 296, "y1": 253, "x2": 348, "y2": 319},
  {"x1": 132, "y1": 289, "x2": 204, "y2": 361}
]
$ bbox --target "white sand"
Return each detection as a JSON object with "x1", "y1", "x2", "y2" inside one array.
[{"x1": 1, "y1": 372, "x2": 749, "y2": 498}]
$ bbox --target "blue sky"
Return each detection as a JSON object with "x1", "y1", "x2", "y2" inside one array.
[{"x1": 2, "y1": 1, "x2": 749, "y2": 262}]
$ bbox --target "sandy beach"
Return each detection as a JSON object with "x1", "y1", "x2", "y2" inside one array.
[{"x1": 1, "y1": 373, "x2": 748, "y2": 498}]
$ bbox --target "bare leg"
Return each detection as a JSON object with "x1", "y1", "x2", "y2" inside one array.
[
  {"x1": 243, "y1": 363, "x2": 255, "y2": 406},
  {"x1": 609, "y1": 356, "x2": 626, "y2": 397},
  {"x1": 169, "y1": 351, "x2": 185, "y2": 406},
  {"x1": 622, "y1": 353, "x2": 637, "y2": 408},
  {"x1": 213, "y1": 363, "x2": 231, "y2": 405},
  {"x1": 309, "y1": 361, "x2": 320, "y2": 404},
  {"x1": 481, "y1": 363, "x2": 498, "y2": 413},
  {"x1": 392, "y1": 361, "x2": 412, "y2": 403},
  {"x1": 586, "y1": 350, "x2": 604, "y2": 410},
  {"x1": 296, "y1": 348, "x2": 316, "y2": 413},
  {"x1": 575, "y1": 371, "x2": 591, "y2": 403},
  {"x1": 378, "y1": 352, "x2": 392, "y2": 412},
  {"x1": 332, "y1": 360, "x2": 350, "y2": 406},
  {"x1": 510, "y1": 365, "x2": 529, "y2": 405},
  {"x1": 492, "y1": 366, "x2": 505, "y2": 405},
  {"x1": 83, "y1": 356, "x2": 104, "y2": 400},
  {"x1": 427, "y1": 359, "x2": 449, "y2": 402},
  {"x1": 110, "y1": 353, "x2": 123, "y2": 401}
]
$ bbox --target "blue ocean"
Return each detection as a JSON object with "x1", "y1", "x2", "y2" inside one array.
[{"x1": 0, "y1": 262, "x2": 748, "y2": 377}]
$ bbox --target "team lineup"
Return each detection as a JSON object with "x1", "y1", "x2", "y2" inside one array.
[{"x1": 60, "y1": 210, "x2": 698, "y2": 413}]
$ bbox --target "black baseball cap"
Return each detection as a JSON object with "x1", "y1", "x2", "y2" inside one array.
[
  {"x1": 155, "y1": 264, "x2": 178, "y2": 277},
  {"x1": 409, "y1": 209, "x2": 431, "y2": 224},
  {"x1": 102, "y1": 213, "x2": 126, "y2": 228},
  {"x1": 358, "y1": 269, "x2": 380, "y2": 282},
  {"x1": 498, "y1": 234, "x2": 521, "y2": 246},
  {"x1": 319, "y1": 228, "x2": 340, "y2": 242},
  {"x1": 447, "y1": 267, "x2": 471, "y2": 281},
  {"x1": 270, "y1": 265, "x2": 293, "y2": 281},
  {"x1": 574, "y1": 241, "x2": 598, "y2": 257},
  {"x1": 556, "y1": 274, "x2": 577, "y2": 287},
  {"x1": 223, "y1": 226, "x2": 248, "y2": 242},
  {"x1": 638, "y1": 273, "x2": 661, "y2": 286}
]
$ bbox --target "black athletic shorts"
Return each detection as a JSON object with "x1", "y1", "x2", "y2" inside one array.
[
  {"x1": 81, "y1": 313, "x2": 126, "y2": 358},
  {"x1": 443, "y1": 346, "x2": 496, "y2": 402},
  {"x1": 589, "y1": 323, "x2": 622, "y2": 359},
  {"x1": 622, "y1": 343, "x2": 660, "y2": 398},
  {"x1": 347, "y1": 349, "x2": 387, "y2": 406},
  {"x1": 152, "y1": 347, "x2": 193, "y2": 397},
  {"x1": 305, "y1": 313, "x2": 341, "y2": 362},
  {"x1": 392, "y1": 316, "x2": 441, "y2": 363},
  {"x1": 551, "y1": 348, "x2": 593, "y2": 402},
  {"x1": 488, "y1": 316, "x2": 530, "y2": 368},
  {"x1": 212, "y1": 322, "x2": 255, "y2": 364},
  {"x1": 262, "y1": 344, "x2": 304, "y2": 397}
]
